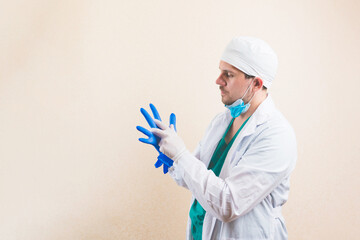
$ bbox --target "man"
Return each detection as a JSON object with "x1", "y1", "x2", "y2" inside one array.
[{"x1": 150, "y1": 36, "x2": 297, "y2": 239}]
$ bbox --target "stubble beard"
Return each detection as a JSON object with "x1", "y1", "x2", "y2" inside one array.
[{"x1": 221, "y1": 95, "x2": 234, "y2": 106}]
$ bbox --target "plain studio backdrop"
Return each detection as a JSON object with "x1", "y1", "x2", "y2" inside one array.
[{"x1": 1, "y1": 0, "x2": 359, "y2": 239}]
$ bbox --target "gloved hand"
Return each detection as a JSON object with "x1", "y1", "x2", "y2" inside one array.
[
  {"x1": 136, "y1": 103, "x2": 176, "y2": 174},
  {"x1": 151, "y1": 119, "x2": 187, "y2": 162},
  {"x1": 137, "y1": 104, "x2": 177, "y2": 150}
]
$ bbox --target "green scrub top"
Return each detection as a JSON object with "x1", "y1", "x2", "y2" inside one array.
[{"x1": 189, "y1": 116, "x2": 251, "y2": 240}]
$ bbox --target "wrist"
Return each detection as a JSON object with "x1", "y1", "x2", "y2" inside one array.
[{"x1": 173, "y1": 148, "x2": 188, "y2": 163}]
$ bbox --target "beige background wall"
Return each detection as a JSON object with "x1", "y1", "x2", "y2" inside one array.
[{"x1": 1, "y1": 0, "x2": 359, "y2": 239}]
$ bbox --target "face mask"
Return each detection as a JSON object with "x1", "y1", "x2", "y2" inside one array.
[{"x1": 225, "y1": 78, "x2": 255, "y2": 118}]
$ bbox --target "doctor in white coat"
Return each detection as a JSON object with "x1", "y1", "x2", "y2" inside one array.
[{"x1": 151, "y1": 36, "x2": 297, "y2": 240}]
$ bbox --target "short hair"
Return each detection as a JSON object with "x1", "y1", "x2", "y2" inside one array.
[
  {"x1": 244, "y1": 73, "x2": 267, "y2": 90},
  {"x1": 244, "y1": 73, "x2": 255, "y2": 79}
]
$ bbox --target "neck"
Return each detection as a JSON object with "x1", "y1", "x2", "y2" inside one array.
[{"x1": 238, "y1": 91, "x2": 267, "y2": 119}]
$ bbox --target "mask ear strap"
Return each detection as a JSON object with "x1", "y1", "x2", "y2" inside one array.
[
  {"x1": 247, "y1": 90, "x2": 256, "y2": 104},
  {"x1": 241, "y1": 77, "x2": 256, "y2": 100}
]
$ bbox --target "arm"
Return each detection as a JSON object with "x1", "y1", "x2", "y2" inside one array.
[
  {"x1": 168, "y1": 143, "x2": 201, "y2": 189},
  {"x1": 153, "y1": 122, "x2": 297, "y2": 222}
]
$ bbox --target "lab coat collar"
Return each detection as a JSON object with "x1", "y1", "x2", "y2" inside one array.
[
  {"x1": 206, "y1": 95, "x2": 275, "y2": 169},
  {"x1": 245, "y1": 94, "x2": 274, "y2": 136},
  {"x1": 251, "y1": 93, "x2": 275, "y2": 126},
  {"x1": 222, "y1": 94, "x2": 276, "y2": 172}
]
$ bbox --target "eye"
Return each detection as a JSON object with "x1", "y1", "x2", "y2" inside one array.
[{"x1": 225, "y1": 72, "x2": 233, "y2": 78}]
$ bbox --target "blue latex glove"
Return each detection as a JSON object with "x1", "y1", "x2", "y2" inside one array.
[{"x1": 136, "y1": 103, "x2": 176, "y2": 174}]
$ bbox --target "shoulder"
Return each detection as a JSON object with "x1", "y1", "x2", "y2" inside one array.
[
  {"x1": 263, "y1": 109, "x2": 296, "y2": 141},
  {"x1": 241, "y1": 110, "x2": 297, "y2": 172},
  {"x1": 247, "y1": 97, "x2": 297, "y2": 156},
  {"x1": 253, "y1": 95, "x2": 296, "y2": 142}
]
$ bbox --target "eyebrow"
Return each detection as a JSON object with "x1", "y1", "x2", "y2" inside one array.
[{"x1": 219, "y1": 68, "x2": 236, "y2": 74}]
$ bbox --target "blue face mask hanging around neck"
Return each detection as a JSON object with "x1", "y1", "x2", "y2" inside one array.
[{"x1": 225, "y1": 78, "x2": 255, "y2": 118}]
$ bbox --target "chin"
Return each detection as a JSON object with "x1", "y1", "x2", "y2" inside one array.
[{"x1": 221, "y1": 97, "x2": 233, "y2": 106}]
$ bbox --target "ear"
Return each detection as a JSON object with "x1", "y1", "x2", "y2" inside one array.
[{"x1": 253, "y1": 77, "x2": 264, "y2": 91}]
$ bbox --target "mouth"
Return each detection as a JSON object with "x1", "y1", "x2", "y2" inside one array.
[{"x1": 220, "y1": 88, "x2": 226, "y2": 96}]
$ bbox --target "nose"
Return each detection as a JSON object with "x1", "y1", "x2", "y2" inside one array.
[{"x1": 216, "y1": 74, "x2": 226, "y2": 86}]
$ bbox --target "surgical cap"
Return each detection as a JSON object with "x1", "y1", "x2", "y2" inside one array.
[{"x1": 221, "y1": 36, "x2": 278, "y2": 88}]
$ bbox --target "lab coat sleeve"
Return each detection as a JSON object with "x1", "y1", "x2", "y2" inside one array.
[
  {"x1": 174, "y1": 124, "x2": 297, "y2": 223},
  {"x1": 168, "y1": 144, "x2": 201, "y2": 189}
]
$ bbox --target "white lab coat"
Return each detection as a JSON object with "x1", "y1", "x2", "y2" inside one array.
[{"x1": 169, "y1": 95, "x2": 297, "y2": 240}]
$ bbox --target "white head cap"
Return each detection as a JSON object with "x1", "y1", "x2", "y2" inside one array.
[{"x1": 221, "y1": 36, "x2": 278, "y2": 88}]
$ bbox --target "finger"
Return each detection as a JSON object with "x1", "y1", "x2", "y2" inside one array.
[
  {"x1": 151, "y1": 128, "x2": 167, "y2": 138},
  {"x1": 150, "y1": 103, "x2": 162, "y2": 121},
  {"x1": 169, "y1": 113, "x2": 177, "y2": 132},
  {"x1": 138, "y1": 137, "x2": 152, "y2": 144},
  {"x1": 154, "y1": 119, "x2": 168, "y2": 130},
  {"x1": 158, "y1": 153, "x2": 173, "y2": 167},
  {"x1": 163, "y1": 164, "x2": 169, "y2": 174},
  {"x1": 136, "y1": 126, "x2": 152, "y2": 137},
  {"x1": 140, "y1": 108, "x2": 156, "y2": 128},
  {"x1": 154, "y1": 159, "x2": 163, "y2": 168}
]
